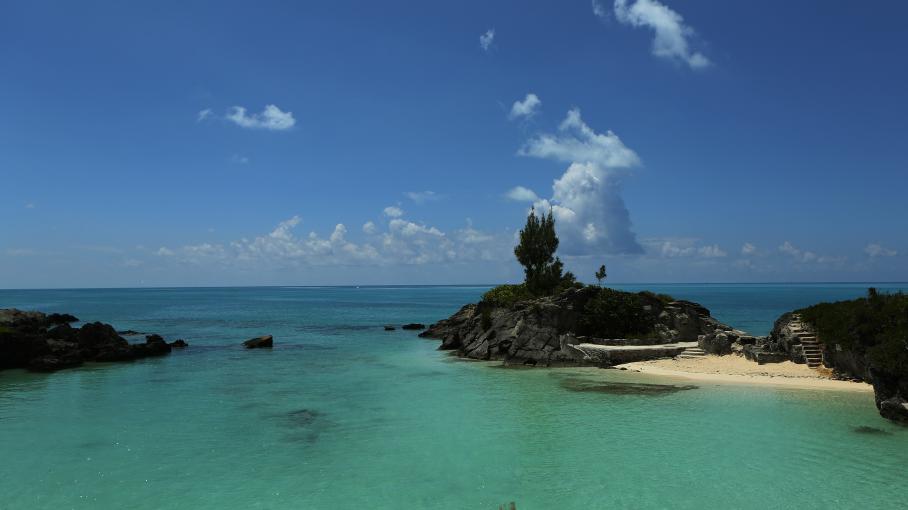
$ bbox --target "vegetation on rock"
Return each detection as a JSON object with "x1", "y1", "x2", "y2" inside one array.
[{"x1": 798, "y1": 289, "x2": 908, "y2": 376}]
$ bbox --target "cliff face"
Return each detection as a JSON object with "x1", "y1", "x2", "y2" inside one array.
[
  {"x1": 419, "y1": 287, "x2": 730, "y2": 366},
  {"x1": 761, "y1": 310, "x2": 908, "y2": 424}
]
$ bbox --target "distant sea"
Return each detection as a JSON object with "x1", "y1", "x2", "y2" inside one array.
[{"x1": 1, "y1": 284, "x2": 907, "y2": 509}]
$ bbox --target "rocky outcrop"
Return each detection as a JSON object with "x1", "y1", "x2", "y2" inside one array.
[
  {"x1": 420, "y1": 287, "x2": 732, "y2": 366},
  {"x1": 0, "y1": 308, "x2": 181, "y2": 372},
  {"x1": 243, "y1": 335, "x2": 273, "y2": 349},
  {"x1": 401, "y1": 323, "x2": 426, "y2": 330}
]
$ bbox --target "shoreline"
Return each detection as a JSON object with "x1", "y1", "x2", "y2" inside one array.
[{"x1": 616, "y1": 355, "x2": 873, "y2": 392}]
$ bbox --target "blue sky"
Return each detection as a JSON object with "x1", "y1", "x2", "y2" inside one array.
[{"x1": 2, "y1": 0, "x2": 906, "y2": 288}]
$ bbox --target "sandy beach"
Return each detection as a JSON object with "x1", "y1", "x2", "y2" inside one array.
[{"x1": 617, "y1": 355, "x2": 874, "y2": 392}]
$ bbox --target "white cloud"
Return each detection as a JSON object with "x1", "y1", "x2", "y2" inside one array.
[
  {"x1": 505, "y1": 186, "x2": 539, "y2": 202},
  {"x1": 521, "y1": 108, "x2": 641, "y2": 169},
  {"x1": 613, "y1": 0, "x2": 711, "y2": 69},
  {"x1": 405, "y1": 191, "x2": 439, "y2": 204},
  {"x1": 697, "y1": 244, "x2": 727, "y2": 258},
  {"x1": 157, "y1": 215, "x2": 508, "y2": 269},
  {"x1": 480, "y1": 29, "x2": 495, "y2": 51},
  {"x1": 197, "y1": 108, "x2": 213, "y2": 122},
  {"x1": 226, "y1": 104, "x2": 296, "y2": 131},
  {"x1": 865, "y1": 243, "x2": 897, "y2": 257},
  {"x1": 156, "y1": 247, "x2": 175, "y2": 257},
  {"x1": 592, "y1": 0, "x2": 608, "y2": 18},
  {"x1": 779, "y1": 241, "x2": 817, "y2": 263},
  {"x1": 509, "y1": 93, "x2": 541, "y2": 119},
  {"x1": 519, "y1": 109, "x2": 642, "y2": 255},
  {"x1": 741, "y1": 242, "x2": 756, "y2": 255},
  {"x1": 383, "y1": 206, "x2": 404, "y2": 218},
  {"x1": 229, "y1": 154, "x2": 249, "y2": 165}
]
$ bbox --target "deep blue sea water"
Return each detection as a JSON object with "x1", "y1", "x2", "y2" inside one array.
[{"x1": 1, "y1": 284, "x2": 907, "y2": 509}]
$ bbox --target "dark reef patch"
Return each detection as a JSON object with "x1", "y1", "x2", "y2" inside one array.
[
  {"x1": 559, "y1": 378, "x2": 698, "y2": 396},
  {"x1": 852, "y1": 425, "x2": 892, "y2": 436}
]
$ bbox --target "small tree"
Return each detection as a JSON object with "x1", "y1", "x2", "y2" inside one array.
[
  {"x1": 514, "y1": 208, "x2": 564, "y2": 295},
  {"x1": 595, "y1": 264, "x2": 607, "y2": 287}
]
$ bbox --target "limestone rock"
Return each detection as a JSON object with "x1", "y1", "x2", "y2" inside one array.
[{"x1": 243, "y1": 335, "x2": 273, "y2": 349}]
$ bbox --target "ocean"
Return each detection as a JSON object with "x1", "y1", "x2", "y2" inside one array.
[{"x1": 1, "y1": 284, "x2": 906, "y2": 509}]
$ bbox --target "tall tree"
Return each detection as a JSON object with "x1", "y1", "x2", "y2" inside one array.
[
  {"x1": 514, "y1": 208, "x2": 564, "y2": 295},
  {"x1": 595, "y1": 264, "x2": 607, "y2": 286}
]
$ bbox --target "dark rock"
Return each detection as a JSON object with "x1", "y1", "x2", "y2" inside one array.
[
  {"x1": 559, "y1": 378, "x2": 698, "y2": 396},
  {"x1": 46, "y1": 313, "x2": 79, "y2": 325},
  {"x1": 401, "y1": 323, "x2": 426, "y2": 330},
  {"x1": 384, "y1": 325, "x2": 396, "y2": 331},
  {"x1": 700, "y1": 331, "x2": 732, "y2": 355},
  {"x1": 27, "y1": 352, "x2": 84, "y2": 372},
  {"x1": 420, "y1": 288, "x2": 730, "y2": 366},
  {"x1": 243, "y1": 335, "x2": 273, "y2": 349},
  {"x1": 46, "y1": 324, "x2": 77, "y2": 342},
  {"x1": 145, "y1": 334, "x2": 165, "y2": 343},
  {"x1": 118, "y1": 330, "x2": 142, "y2": 336},
  {"x1": 169, "y1": 339, "x2": 189, "y2": 348},
  {"x1": 853, "y1": 426, "x2": 892, "y2": 435}
]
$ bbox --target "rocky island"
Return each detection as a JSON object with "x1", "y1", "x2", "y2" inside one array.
[
  {"x1": 0, "y1": 308, "x2": 185, "y2": 372},
  {"x1": 421, "y1": 210, "x2": 908, "y2": 424}
]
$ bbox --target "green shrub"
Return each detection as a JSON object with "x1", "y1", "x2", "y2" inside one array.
[
  {"x1": 480, "y1": 308, "x2": 493, "y2": 331},
  {"x1": 798, "y1": 289, "x2": 908, "y2": 379},
  {"x1": 638, "y1": 290, "x2": 675, "y2": 304},
  {"x1": 578, "y1": 288, "x2": 656, "y2": 339},
  {"x1": 481, "y1": 284, "x2": 535, "y2": 308}
]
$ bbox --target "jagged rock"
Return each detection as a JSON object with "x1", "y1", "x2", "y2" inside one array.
[
  {"x1": 401, "y1": 323, "x2": 426, "y2": 330},
  {"x1": 0, "y1": 308, "x2": 181, "y2": 372},
  {"x1": 700, "y1": 331, "x2": 732, "y2": 355},
  {"x1": 28, "y1": 352, "x2": 83, "y2": 372},
  {"x1": 420, "y1": 287, "x2": 729, "y2": 366},
  {"x1": 46, "y1": 313, "x2": 78, "y2": 325},
  {"x1": 169, "y1": 339, "x2": 188, "y2": 348},
  {"x1": 243, "y1": 335, "x2": 273, "y2": 349}
]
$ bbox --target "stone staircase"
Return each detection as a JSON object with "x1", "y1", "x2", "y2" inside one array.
[
  {"x1": 678, "y1": 346, "x2": 707, "y2": 360},
  {"x1": 789, "y1": 314, "x2": 824, "y2": 368}
]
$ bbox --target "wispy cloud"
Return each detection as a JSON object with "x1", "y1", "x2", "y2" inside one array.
[
  {"x1": 197, "y1": 108, "x2": 213, "y2": 122},
  {"x1": 383, "y1": 206, "x2": 404, "y2": 218},
  {"x1": 479, "y1": 29, "x2": 495, "y2": 51},
  {"x1": 405, "y1": 191, "x2": 439, "y2": 204},
  {"x1": 779, "y1": 241, "x2": 817, "y2": 263},
  {"x1": 509, "y1": 93, "x2": 541, "y2": 120},
  {"x1": 229, "y1": 154, "x2": 249, "y2": 165},
  {"x1": 592, "y1": 0, "x2": 608, "y2": 18},
  {"x1": 156, "y1": 212, "x2": 509, "y2": 268},
  {"x1": 865, "y1": 243, "x2": 897, "y2": 257},
  {"x1": 741, "y1": 242, "x2": 756, "y2": 255},
  {"x1": 613, "y1": 0, "x2": 710, "y2": 69},
  {"x1": 226, "y1": 104, "x2": 296, "y2": 131},
  {"x1": 505, "y1": 186, "x2": 539, "y2": 202}
]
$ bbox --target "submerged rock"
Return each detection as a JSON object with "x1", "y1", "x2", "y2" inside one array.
[
  {"x1": 559, "y1": 378, "x2": 698, "y2": 396},
  {"x1": 384, "y1": 325, "x2": 396, "y2": 331},
  {"x1": 401, "y1": 323, "x2": 426, "y2": 330},
  {"x1": 243, "y1": 335, "x2": 273, "y2": 349}
]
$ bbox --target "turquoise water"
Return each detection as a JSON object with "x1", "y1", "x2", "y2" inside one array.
[{"x1": 1, "y1": 284, "x2": 907, "y2": 509}]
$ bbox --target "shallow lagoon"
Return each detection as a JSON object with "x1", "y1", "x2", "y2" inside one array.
[{"x1": 1, "y1": 285, "x2": 907, "y2": 509}]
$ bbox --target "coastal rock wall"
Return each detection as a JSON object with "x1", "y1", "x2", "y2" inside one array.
[{"x1": 420, "y1": 288, "x2": 730, "y2": 366}]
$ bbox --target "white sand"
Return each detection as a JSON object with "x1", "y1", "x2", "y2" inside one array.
[{"x1": 616, "y1": 355, "x2": 873, "y2": 392}]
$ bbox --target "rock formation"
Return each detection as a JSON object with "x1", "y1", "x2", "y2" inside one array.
[
  {"x1": 420, "y1": 286, "x2": 733, "y2": 366},
  {"x1": 0, "y1": 308, "x2": 180, "y2": 372},
  {"x1": 243, "y1": 335, "x2": 273, "y2": 349}
]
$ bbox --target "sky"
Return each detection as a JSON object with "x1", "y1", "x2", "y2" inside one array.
[{"x1": 2, "y1": 0, "x2": 907, "y2": 288}]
